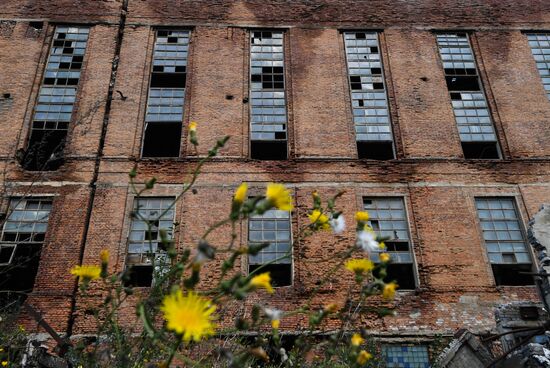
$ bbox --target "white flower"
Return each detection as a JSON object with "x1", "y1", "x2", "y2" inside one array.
[
  {"x1": 264, "y1": 307, "x2": 283, "y2": 321},
  {"x1": 356, "y1": 230, "x2": 380, "y2": 253},
  {"x1": 329, "y1": 214, "x2": 346, "y2": 234}
]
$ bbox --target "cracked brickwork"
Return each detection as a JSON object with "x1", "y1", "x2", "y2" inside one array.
[{"x1": 0, "y1": 0, "x2": 549, "y2": 348}]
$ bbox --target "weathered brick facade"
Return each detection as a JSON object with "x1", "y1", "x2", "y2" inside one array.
[{"x1": 1, "y1": 0, "x2": 549, "y2": 356}]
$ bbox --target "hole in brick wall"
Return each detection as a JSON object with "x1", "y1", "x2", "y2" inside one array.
[
  {"x1": 250, "y1": 140, "x2": 287, "y2": 160},
  {"x1": 462, "y1": 142, "x2": 500, "y2": 159},
  {"x1": 249, "y1": 264, "x2": 291, "y2": 287},
  {"x1": 519, "y1": 306, "x2": 539, "y2": 320},
  {"x1": 142, "y1": 122, "x2": 182, "y2": 158},
  {"x1": 29, "y1": 21, "x2": 43, "y2": 30},
  {"x1": 357, "y1": 141, "x2": 394, "y2": 160},
  {"x1": 3, "y1": 93, "x2": 11, "y2": 99},
  {"x1": 150, "y1": 73, "x2": 186, "y2": 88},
  {"x1": 374, "y1": 263, "x2": 416, "y2": 289},
  {"x1": 492, "y1": 264, "x2": 533, "y2": 286},
  {"x1": 124, "y1": 265, "x2": 153, "y2": 287},
  {"x1": 23, "y1": 130, "x2": 67, "y2": 171},
  {"x1": 445, "y1": 76, "x2": 480, "y2": 91}
]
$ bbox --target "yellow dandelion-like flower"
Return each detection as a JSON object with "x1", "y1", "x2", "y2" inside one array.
[
  {"x1": 249, "y1": 272, "x2": 274, "y2": 293},
  {"x1": 383, "y1": 282, "x2": 398, "y2": 299},
  {"x1": 266, "y1": 183, "x2": 293, "y2": 211},
  {"x1": 70, "y1": 265, "x2": 101, "y2": 282},
  {"x1": 1, "y1": 361, "x2": 7, "y2": 367},
  {"x1": 351, "y1": 333, "x2": 364, "y2": 346},
  {"x1": 161, "y1": 289, "x2": 217, "y2": 342},
  {"x1": 234, "y1": 183, "x2": 248, "y2": 204},
  {"x1": 307, "y1": 210, "x2": 330, "y2": 230},
  {"x1": 99, "y1": 250, "x2": 109, "y2": 263},
  {"x1": 345, "y1": 259, "x2": 374, "y2": 274},
  {"x1": 189, "y1": 121, "x2": 197, "y2": 132},
  {"x1": 355, "y1": 211, "x2": 369, "y2": 222},
  {"x1": 379, "y1": 253, "x2": 390, "y2": 263},
  {"x1": 357, "y1": 350, "x2": 373, "y2": 365},
  {"x1": 271, "y1": 319, "x2": 280, "y2": 329}
]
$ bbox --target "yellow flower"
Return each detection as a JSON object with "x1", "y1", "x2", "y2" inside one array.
[
  {"x1": 161, "y1": 289, "x2": 217, "y2": 342},
  {"x1": 355, "y1": 211, "x2": 369, "y2": 222},
  {"x1": 307, "y1": 210, "x2": 330, "y2": 230},
  {"x1": 266, "y1": 183, "x2": 293, "y2": 211},
  {"x1": 383, "y1": 282, "x2": 398, "y2": 299},
  {"x1": 234, "y1": 183, "x2": 248, "y2": 204},
  {"x1": 189, "y1": 121, "x2": 197, "y2": 132},
  {"x1": 70, "y1": 265, "x2": 101, "y2": 281},
  {"x1": 357, "y1": 350, "x2": 373, "y2": 365},
  {"x1": 1, "y1": 361, "x2": 7, "y2": 367},
  {"x1": 271, "y1": 319, "x2": 280, "y2": 329},
  {"x1": 345, "y1": 259, "x2": 374, "y2": 274},
  {"x1": 380, "y1": 253, "x2": 390, "y2": 263},
  {"x1": 351, "y1": 333, "x2": 364, "y2": 346},
  {"x1": 249, "y1": 272, "x2": 274, "y2": 293},
  {"x1": 324, "y1": 303, "x2": 339, "y2": 313},
  {"x1": 99, "y1": 250, "x2": 109, "y2": 263}
]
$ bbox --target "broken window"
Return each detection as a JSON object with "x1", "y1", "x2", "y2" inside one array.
[
  {"x1": 248, "y1": 208, "x2": 292, "y2": 287},
  {"x1": 124, "y1": 197, "x2": 175, "y2": 287},
  {"x1": 364, "y1": 197, "x2": 416, "y2": 289},
  {"x1": 23, "y1": 26, "x2": 89, "y2": 171},
  {"x1": 526, "y1": 33, "x2": 550, "y2": 100},
  {"x1": 142, "y1": 30, "x2": 190, "y2": 157},
  {"x1": 475, "y1": 198, "x2": 533, "y2": 286},
  {"x1": 0, "y1": 198, "x2": 52, "y2": 310},
  {"x1": 249, "y1": 31, "x2": 288, "y2": 160},
  {"x1": 436, "y1": 33, "x2": 500, "y2": 159},
  {"x1": 383, "y1": 344, "x2": 430, "y2": 368},
  {"x1": 344, "y1": 32, "x2": 395, "y2": 160}
]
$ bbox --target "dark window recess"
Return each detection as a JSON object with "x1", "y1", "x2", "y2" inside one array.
[
  {"x1": 462, "y1": 142, "x2": 499, "y2": 159},
  {"x1": 444, "y1": 68, "x2": 477, "y2": 76},
  {"x1": 251, "y1": 140, "x2": 287, "y2": 160},
  {"x1": 370, "y1": 46, "x2": 378, "y2": 53},
  {"x1": 355, "y1": 33, "x2": 366, "y2": 39},
  {"x1": 150, "y1": 73, "x2": 186, "y2": 88},
  {"x1": 492, "y1": 264, "x2": 533, "y2": 286},
  {"x1": 124, "y1": 265, "x2": 153, "y2": 287},
  {"x1": 357, "y1": 141, "x2": 394, "y2": 160},
  {"x1": 374, "y1": 263, "x2": 416, "y2": 290},
  {"x1": 249, "y1": 264, "x2": 292, "y2": 287},
  {"x1": 350, "y1": 76, "x2": 362, "y2": 90},
  {"x1": 142, "y1": 122, "x2": 182, "y2": 157},
  {"x1": 373, "y1": 82, "x2": 384, "y2": 90},
  {"x1": 29, "y1": 21, "x2": 43, "y2": 30},
  {"x1": 0, "y1": 244, "x2": 43, "y2": 310},
  {"x1": 445, "y1": 76, "x2": 480, "y2": 91},
  {"x1": 450, "y1": 92, "x2": 462, "y2": 100},
  {"x1": 371, "y1": 67, "x2": 382, "y2": 75},
  {"x1": 22, "y1": 130, "x2": 67, "y2": 171},
  {"x1": 519, "y1": 306, "x2": 539, "y2": 320}
]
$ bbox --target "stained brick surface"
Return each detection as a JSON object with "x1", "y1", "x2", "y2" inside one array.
[{"x1": 0, "y1": 0, "x2": 548, "y2": 345}]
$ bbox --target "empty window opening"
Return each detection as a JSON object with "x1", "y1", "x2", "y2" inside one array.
[
  {"x1": 383, "y1": 345, "x2": 430, "y2": 368},
  {"x1": 344, "y1": 32, "x2": 395, "y2": 159},
  {"x1": 462, "y1": 141, "x2": 500, "y2": 159},
  {"x1": 0, "y1": 199, "x2": 52, "y2": 310},
  {"x1": 436, "y1": 33, "x2": 500, "y2": 159},
  {"x1": 357, "y1": 141, "x2": 394, "y2": 160},
  {"x1": 364, "y1": 198, "x2": 416, "y2": 289},
  {"x1": 142, "y1": 30, "x2": 189, "y2": 158},
  {"x1": 29, "y1": 21, "x2": 43, "y2": 30},
  {"x1": 526, "y1": 33, "x2": 550, "y2": 100},
  {"x1": 23, "y1": 26, "x2": 89, "y2": 171},
  {"x1": 124, "y1": 197, "x2": 175, "y2": 287},
  {"x1": 475, "y1": 198, "x2": 533, "y2": 286},
  {"x1": 249, "y1": 30, "x2": 289, "y2": 160},
  {"x1": 248, "y1": 208, "x2": 292, "y2": 287}
]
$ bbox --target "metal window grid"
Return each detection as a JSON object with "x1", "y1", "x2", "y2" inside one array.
[
  {"x1": 436, "y1": 33, "x2": 497, "y2": 142},
  {"x1": 250, "y1": 31, "x2": 288, "y2": 141},
  {"x1": 0, "y1": 199, "x2": 52, "y2": 266},
  {"x1": 145, "y1": 30, "x2": 189, "y2": 124},
  {"x1": 344, "y1": 32, "x2": 393, "y2": 142},
  {"x1": 383, "y1": 345, "x2": 430, "y2": 368},
  {"x1": 31, "y1": 26, "x2": 89, "y2": 132},
  {"x1": 364, "y1": 198, "x2": 412, "y2": 264},
  {"x1": 248, "y1": 209, "x2": 291, "y2": 265},
  {"x1": 475, "y1": 198, "x2": 531, "y2": 265},
  {"x1": 526, "y1": 33, "x2": 550, "y2": 100},
  {"x1": 126, "y1": 197, "x2": 175, "y2": 266}
]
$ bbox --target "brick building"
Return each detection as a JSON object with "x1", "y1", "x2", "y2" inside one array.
[{"x1": 0, "y1": 0, "x2": 549, "y2": 365}]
